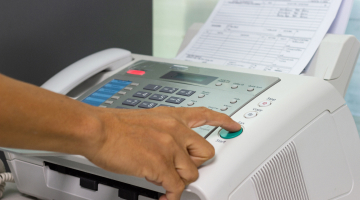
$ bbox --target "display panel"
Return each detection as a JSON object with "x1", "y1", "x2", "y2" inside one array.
[{"x1": 160, "y1": 71, "x2": 217, "y2": 85}]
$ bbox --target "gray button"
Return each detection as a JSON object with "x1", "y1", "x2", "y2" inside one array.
[
  {"x1": 122, "y1": 99, "x2": 141, "y2": 106},
  {"x1": 111, "y1": 96, "x2": 120, "y2": 100},
  {"x1": 143, "y1": 84, "x2": 162, "y2": 91},
  {"x1": 220, "y1": 106, "x2": 228, "y2": 111},
  {"x1": 118, "y1": 91, "x2": 127, "y2": 95},
  {"x1": 138, "y1": 101, "x2": 158, "y2": 109},
  {"x1": 124, "y1": 87, "x2": 133, "y2": 91},
  {"x1": 166, "y1": 97, "x2": 185, "y2": 104},
  {"x1": 198, "y1": 94, "x2": 205, "y2": 98},
  {"x1": 130, "y1": 83, "x2": 139, "y2": 86},
  {"x1": 160, "y1": 87, "x2": 178, "y2": 94},
  {"x1": 158, "y1": 104, "x2": 175, "y2": 107},
  {"x1": 247, "y1": 87, "x2": 254, "y2": 92},
  {"x1": 244, "y1": 111, "x2": 257, "y2": 118},
  {"x1": 99, "y1": 105, "x2": 107, "y2": 108},
  {"x1": 149, "y1": 94, "x2": 168, "y2": 101},
  {"x1": 230, "y1": 99, "x2": 237, "y2": 104},
  {"x1": 104, "y1": 100, "x2": 114, "y2": 105},
  {"x1": 187, "y1": 102, "x2": 194, "y2": 106},
  {"x1": 231, "y1": 85, "x2": 238, "y2": 89},
  {"x1": 176, "y1": 89, "x2": 195, "y2": 97},
  {"x1": 216, "y1": 82, "x2": 222, "y2": 86},
  {"x1": 133, "y1": 91, "x2": 152, "y2": 98}
]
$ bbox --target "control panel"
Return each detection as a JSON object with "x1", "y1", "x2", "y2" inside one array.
[{"x1": 77, "y1": 60, "x2": 280, "y2": 137}]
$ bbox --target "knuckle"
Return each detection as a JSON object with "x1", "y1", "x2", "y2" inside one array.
[
  {"x1": 175, "y1": 180, "x2": 186, "y2": 192},
  {"x1": 188, "y1": 169, "x2": 199, "y2": 183},
  {"x1": 204, "y1": 145, "x2": 216, "y2": 159},
  {"x1": 159, "y1": 134, "x2": 176, "y2": 147},
  {"x1": 165, "y1": 118, "x2": 180, "y2": 129}
]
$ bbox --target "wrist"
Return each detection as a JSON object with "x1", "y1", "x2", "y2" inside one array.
[{"x1": 71, "y1": 107, "x2": 107, "y2": 158}]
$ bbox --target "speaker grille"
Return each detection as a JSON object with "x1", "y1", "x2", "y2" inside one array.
[{"x1": 251, "y1": 142, "x2": 309, "y2": 200}]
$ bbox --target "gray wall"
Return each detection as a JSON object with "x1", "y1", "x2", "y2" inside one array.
[
  {"x1": 0, "y1": 0, "x2": 152, "y2": 172},
  {"x1": 0, "y1": 0, "x2": 152, "y2": 86}
]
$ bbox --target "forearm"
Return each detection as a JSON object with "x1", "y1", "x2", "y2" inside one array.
[{"x1": 0, "y1": 74, "x2": 102, "y2": 156}]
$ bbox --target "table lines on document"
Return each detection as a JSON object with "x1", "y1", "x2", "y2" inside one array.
[
  {"x1": 213, "y1": 0, "x2": 331, "y2": 31},
  {"x1": 185, "y1": 30, "x2": 309, "y2": 73}
]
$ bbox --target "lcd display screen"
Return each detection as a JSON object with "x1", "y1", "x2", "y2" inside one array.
[{"x1": 160, "y1": 71, "x2": 217, "y2": 85}]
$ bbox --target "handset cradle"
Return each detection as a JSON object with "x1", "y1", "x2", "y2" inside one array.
[{"x1": 41, "y1": 48, "x2": 132, "y2": 95}]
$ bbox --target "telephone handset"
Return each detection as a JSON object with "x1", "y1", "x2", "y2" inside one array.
[
  {"x1": 1, "y1": 48, "x2": 132, "y2": 157},
  {"x1": 42, "y1": 48, "x2": 132, "y2": 95}
]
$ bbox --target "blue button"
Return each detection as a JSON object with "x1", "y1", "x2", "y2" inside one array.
[
  {"x1": 83, "y1": 97, "x2": 105, "y2": 102},
  {"x1": 219, "y1": 128, "x2": 243, "y2": 139},
  {"x1": 98, "y1": 88, "x2": 118, "y2": 94},
  {"x1": 111, "y1": 80, "x2": 132, "y2": 85},
  {"x1": 90, "y1": 93, "x2": 112, "y2": 99},
  {"x1": 103, "y1": 84, "x2": 126, "y2": 90}
]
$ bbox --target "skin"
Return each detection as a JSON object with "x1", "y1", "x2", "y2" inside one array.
[{"x1": 0, "y1": 74, "x2": 241, "y2": 200}]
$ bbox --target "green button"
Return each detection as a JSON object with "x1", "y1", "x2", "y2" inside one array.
[{"x1": 219, "y1": 128, "x2": 243, "y2": 139}]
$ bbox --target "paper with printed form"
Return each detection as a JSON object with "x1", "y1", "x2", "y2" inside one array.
[{"x1": 176, "y1": 0, "x2": 342, "y2": 74}]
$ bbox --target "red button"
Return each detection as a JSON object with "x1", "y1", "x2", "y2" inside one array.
[{"x1": 127, "y1": 70, "x2": 145, "y2": 75}]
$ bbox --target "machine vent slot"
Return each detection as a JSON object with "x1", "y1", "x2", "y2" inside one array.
[{"x1": 251, "y1": 142, "x2": 309, "y2": 200}]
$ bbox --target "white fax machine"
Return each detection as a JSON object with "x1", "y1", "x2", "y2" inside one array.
[{"x1": 2, "y1": 34, "x2": 360, "y2": 200}]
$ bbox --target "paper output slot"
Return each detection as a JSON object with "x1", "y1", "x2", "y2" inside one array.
[{"x1": 44, "y1": 162, "x2": 162, "y2": 200}]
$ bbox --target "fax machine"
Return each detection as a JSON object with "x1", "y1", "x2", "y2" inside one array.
[{"x1": 2, "y1": 34, "x2": 360, "y2": 200}]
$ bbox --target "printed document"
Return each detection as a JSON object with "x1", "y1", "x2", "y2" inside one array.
[{"x1": 176, "y1": 0, "x2": 342, "y2": 74}]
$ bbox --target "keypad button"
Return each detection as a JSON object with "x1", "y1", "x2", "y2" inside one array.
[
  {"x1": 160, "y1": 87, "x2": 178, "y2": 94},
  {"x1": 99, "y1": 105, "x2": 107, "y2": 108},
  {"x1": 176, "y1": 89, "x2": 196, "y2": 97},
  {"x1": 124, "y1": 87, "x2": 133, "y2": 91},
  {"x1": 247, "y1": 87, "x2": 254, "y2": 92},
  {"x1": 149, "y1": 94, "x2": 168, "y2": 101},
  {"x1": 230, "y1": 99, "x2": 237, "y2": 104},
  {"x1": 111, "y1": 96, "x2": 120, "y2": 100},
  {"x1": 143, "y1": 84, "x2": 162, "y2": 91},
  {"x1": 166, "y1": 97, "x2": 185, "y2": 104},
  {"x1": 215, "y1": 82, "x2": 222, "y2": 86},
  {"x1": 158, "y1": 104, "x2": 175, "y2": 107},
  {"x1": 259, "y1": 101, "x2": 272, "y2": 107},
  {"x1": 104, "y1": 100, "x2": 114, "y2": 105},
  {"x1": 130, "y1": 83, "x2": 139, "y2": 86},
  {"x1": 198, "y1": 94, "x2": 205, "y2": 98},
  {"x1": 220, "y1": 106, "x2": 228, "y2": 111},
  {"x1": 118, "y1": 91, "x2": 127, "y2": 95},
  {"x1": 231, "y1": 85, "x2": 238, "y2": 89},
  {"x1": 133, "y1": 91, "x2": 152, "y2": 98},
  {"x1": 187, "y1": 102, "x2": 194, "y2": 106},
  {"x1": 122, "y1": 99, "x2": 141, "y2": 106},
  {"x1": 244, "y1": 111, "x2": 257, "y2": 118},
  {"x1": 138, "y1": 101, "x2": 158, "y2": 109}
]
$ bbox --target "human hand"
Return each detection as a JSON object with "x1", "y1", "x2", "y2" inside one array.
[{"x1": 84, "y1": 107, "x2": 241, "y2": 200}]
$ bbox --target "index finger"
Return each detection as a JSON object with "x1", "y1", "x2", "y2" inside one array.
[{"x1": 177, "y1": 107, "x2": 241, "y2": 132}]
